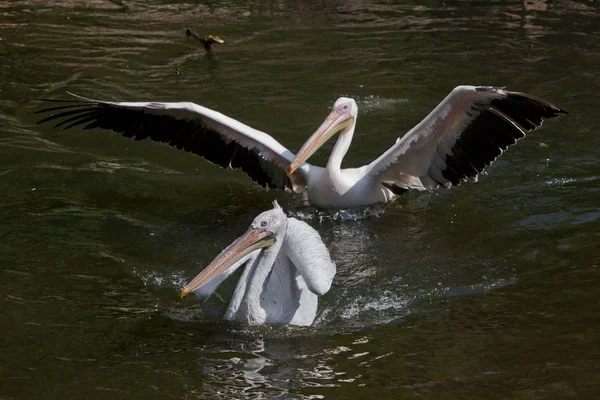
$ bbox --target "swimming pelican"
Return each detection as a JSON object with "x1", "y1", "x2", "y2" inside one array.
[
  {"x1": 180, "y1": 201, "x2": 336, "y2": 326},
  {"x1": 36, "y1": 86, "x2": 566, "y2": 208}
]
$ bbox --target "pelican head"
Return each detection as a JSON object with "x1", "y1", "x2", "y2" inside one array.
[
  {"x1": 288, "y1": 97, "x2": 357, "y2": 174},
  {"x1": 180, "y1": 202, "x2": 286, "y2": 297}
]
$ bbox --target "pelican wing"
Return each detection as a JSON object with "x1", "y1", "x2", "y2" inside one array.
[
  {"x1": 36, "y1": 95, "x2": 306, "y2": 191},
  {"x1": 366, "y1": 86, "x2": 567, "y2": 191},
  {"x1": 283, "y1": 218, "x2": 336, "y2": 296}
]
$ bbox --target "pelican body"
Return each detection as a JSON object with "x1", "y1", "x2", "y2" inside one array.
[
  {"x1": 37, "y1": 86, "x2": 566, "y2": 208},
  {"x1": 180, "y1": 202, "x2": 336, "y2": 326}
]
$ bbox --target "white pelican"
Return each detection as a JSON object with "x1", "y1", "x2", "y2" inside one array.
[
  {"x1": 180, "y1": 201, "x2": 336, "y2": 326},
  {"x1": 37, "y1": 86, "x2": 566, "y2": 208}
]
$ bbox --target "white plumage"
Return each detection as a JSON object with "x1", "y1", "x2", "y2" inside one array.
[
  {"x1": 181, "y1": 202, "x2": 336, "y2": 326},
  {"x1": 37, "y1": 86, "x2": 566, "y2": 208}
]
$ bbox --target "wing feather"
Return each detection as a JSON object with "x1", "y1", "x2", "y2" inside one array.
[
  {"x1": 367, "y1": 85, "x2": 567, "y2": 191},
  {"x1": 36, "y1": 95, "x2": 307, "y2": 191},
  {"x1": 283, "y1": 218, "x2": 336, "y2": 296}
]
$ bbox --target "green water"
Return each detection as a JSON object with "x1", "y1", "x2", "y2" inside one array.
[{"x1": 1, "y1": 1, "x2": 599, "y2": 399}]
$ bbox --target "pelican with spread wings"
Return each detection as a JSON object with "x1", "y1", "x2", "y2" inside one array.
[
  {"x1": 37, "y1": 86, "x2": 566, "y2": 208},
  {"x1": 180, "y1": 201, "x2": 336, "y2": 326}
]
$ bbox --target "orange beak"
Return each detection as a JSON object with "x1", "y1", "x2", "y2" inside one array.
[
  {"x1": 287, "y1": 108, "x2": 354, "y2": 174},
  {"x1": 180, "y1": 228, "x2": 275, "y2": 298}
]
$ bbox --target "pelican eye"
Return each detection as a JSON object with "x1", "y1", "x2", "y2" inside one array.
[{"x1": 260, "y1": 220, "x2": 269, "y2": 228}]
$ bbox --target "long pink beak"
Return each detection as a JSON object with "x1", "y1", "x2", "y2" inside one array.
[
  {"x1": 180, "y1": 228, "x2": 275, "y2": 298},
  {"x1": 288, "y1": 109, "x2": 354, "y2": 174}
]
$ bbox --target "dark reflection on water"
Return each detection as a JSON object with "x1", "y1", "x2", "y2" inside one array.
[{"x1": 1, "y1": 0, "x2": 599, "y2": 399}]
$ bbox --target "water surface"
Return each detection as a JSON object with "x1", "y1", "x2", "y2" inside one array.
[{"x1": 1, "y1": 0, "x2": 599, "y2": 399}]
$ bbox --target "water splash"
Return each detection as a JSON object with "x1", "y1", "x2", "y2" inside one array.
[
  {"x1": 355, "y1": 95, "x2": 409, "y2": 114},
  {"x1": 132, "y1": 266, "x2": 188, "y2": 289},
  {"x1": 331, "y1": 289, "x2": 412, "y2": 326},
  {"x1": 289, "y1": 205, "x2": 387, "y2": 223},
  {"x1": 546, "y1": 175, "x2": 599, "y2": 186}
]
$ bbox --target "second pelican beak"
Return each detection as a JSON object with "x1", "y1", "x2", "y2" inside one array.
[
  {"x1": 180, "y1": 228, "x2": 275, "y2": 298},
  {"x1": 287, "y1": 108, "x2": 354, "y2": 174}
]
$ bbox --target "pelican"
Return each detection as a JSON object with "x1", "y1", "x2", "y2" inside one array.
[
  {"x1": 180, "y1": 202, "x2": 336, "y2": 326},
  {"x1": 36, "y1": 85, "x2": 566, "y2": 208}
]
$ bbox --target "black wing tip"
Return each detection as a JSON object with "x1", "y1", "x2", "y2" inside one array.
[
  {"x1": 35, "y1": 93, "x2": 101, "y2": 125},
  {"x1": 35, "y1": 104, "x2": 78, "y2": 116},
  {"x1": 490, "y1": 91, "x2": 568, "y2": 133},
  {"x1": 543, "y1": 104, "x2": 569, "y2": 119},
  {"x1": 34, "y1": 92, "x2": 97, "y2": 104},
  {"x1": 504, "y1": 90, "x2": 569, "y2": 116},
  {"x1": 554, "y1": 107, "x2": 569, "y2": 116},
  {"x1": 35, "y1": 104, "x2": 102, "y2": 129},
  {"x1": 35, "y1": 98, "x2": 84, "y2": 103}
]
